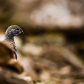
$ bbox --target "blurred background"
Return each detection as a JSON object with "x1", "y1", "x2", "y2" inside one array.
[{"x1": 0, "y1": 0, "x2": 84, "y2": 84}]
